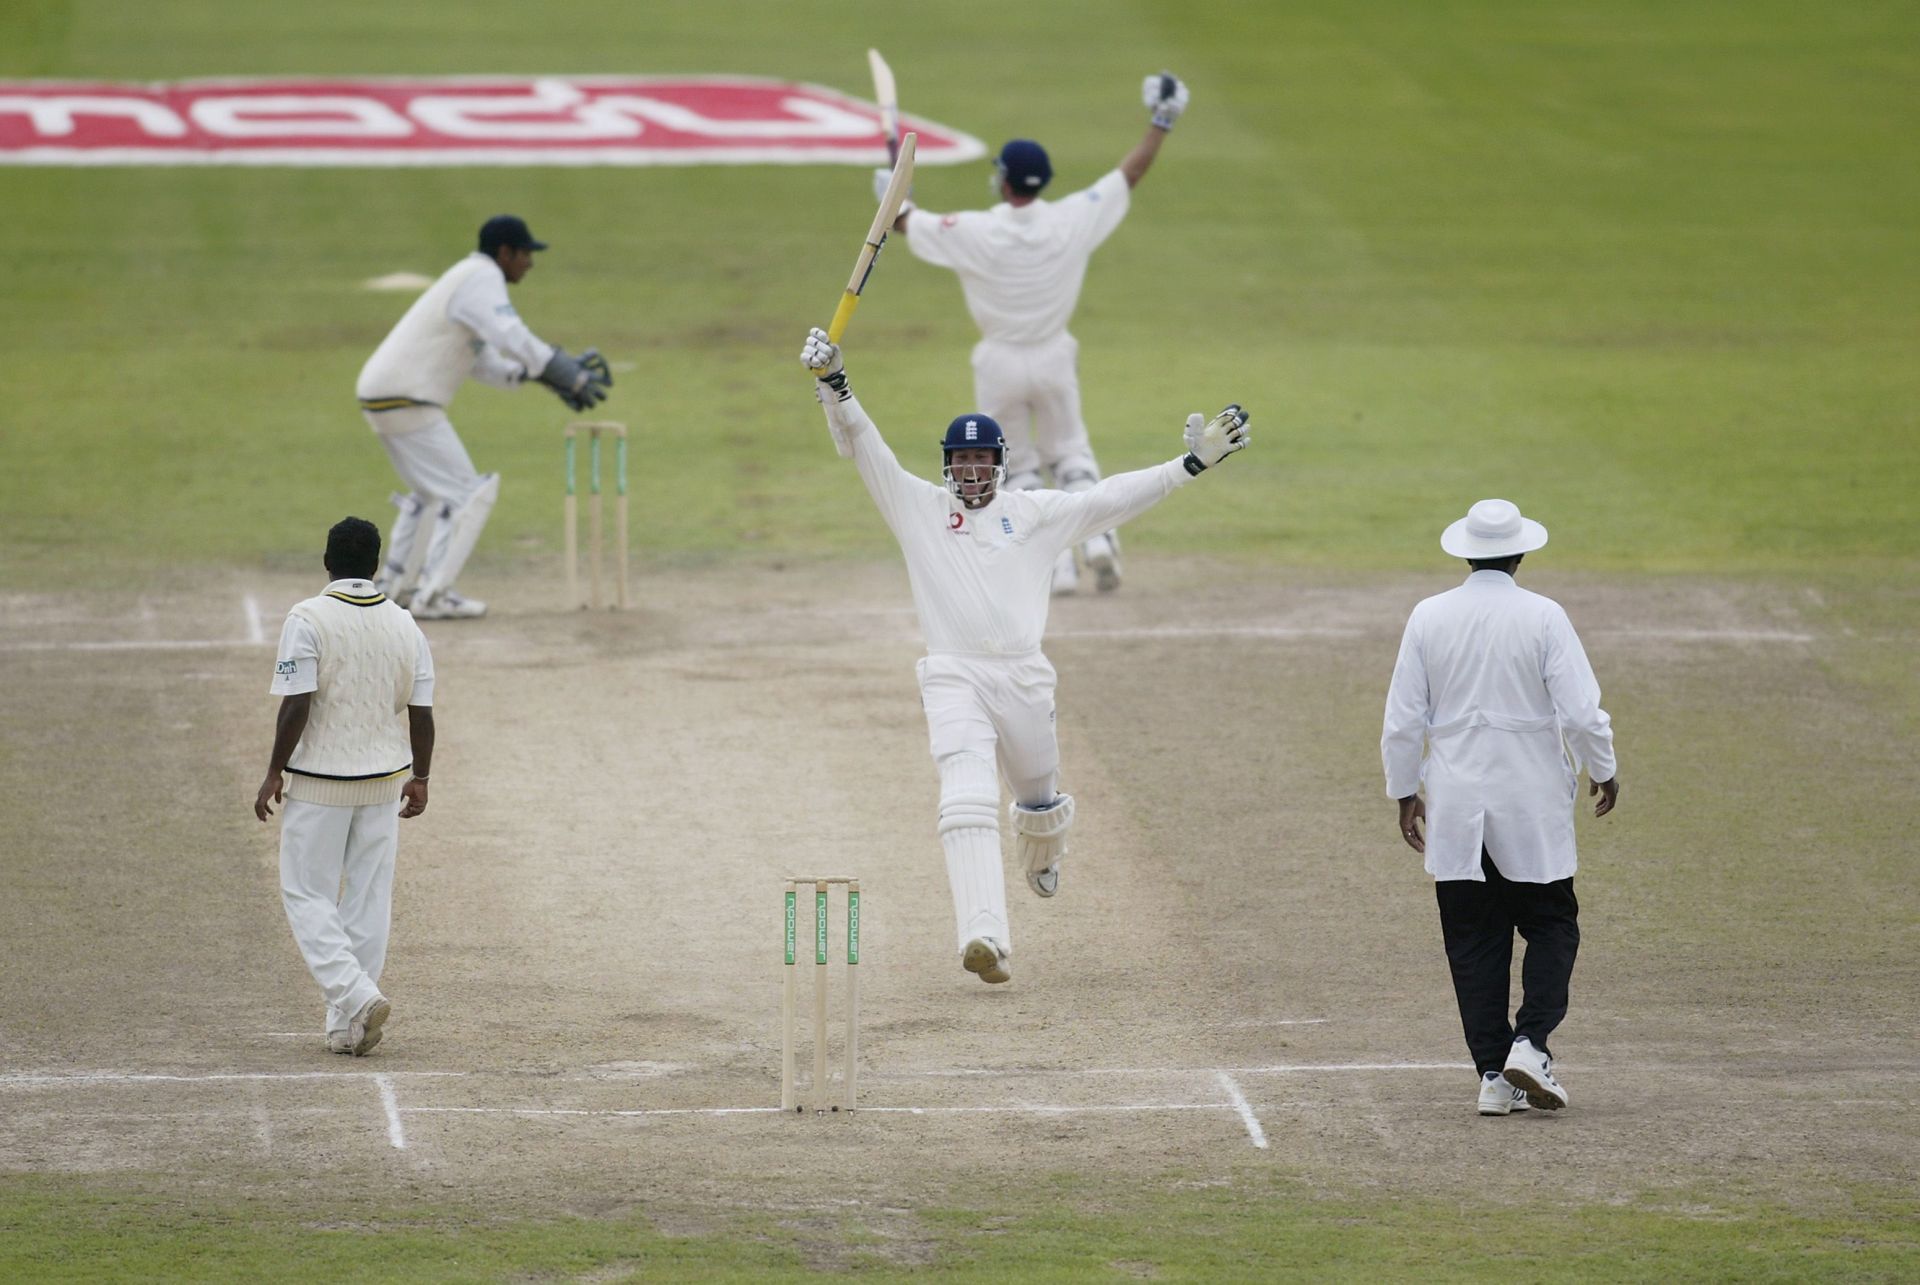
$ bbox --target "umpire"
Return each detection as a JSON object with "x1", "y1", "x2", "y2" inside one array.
[
  {"x1": 1380, "y1": 500, "x2": 1620, "y2": 1115},
  {"x1": 255, "y1": 517, "x2": 435, "y2": 1056}
]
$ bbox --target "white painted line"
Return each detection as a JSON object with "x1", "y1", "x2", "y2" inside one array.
[
  {"x1": 1216, "y1": 1071, "x2": 1269, "y2": 1150},
  {"x1": 243, "y1": 595, "x2": 267, "y2": 645},
  {"x1": 882, "y1": 1061, "x2": 1469, "y2": 1079},
  {"x1": 374, "y1": 1074, "x2": 407, "y2": 1149},
  {"x1": 1219, "y1": 1018, "x2": 1331, "y2": 1029},
  {"x1": 1232, "y1": 1062, "x2": 1471, "y2": 1074},
  {"x1": 0, "y1": 1070, "x2": 464, "y2": 1086},
  {"x1": 1592, "y1": 628, "x2": 1814, "y2": 644},
  {"x1": 410, "y1": 1105, "x2": 782, "y2": 1118},
  {"x1": 1052, "y1": 625, "x2": 1365, "y2": 641},
  {"x1": 0, "y1": 638, "x2": 265, "y2": 653},
  {"x1": 407, "y1": 1103, "x2": 1231, "y2": 1119},
  {"x1": 249, "y1": 1089, "x2": 274, "y2": 1158}
]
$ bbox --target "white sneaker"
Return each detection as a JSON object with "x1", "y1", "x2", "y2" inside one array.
[
  {"x1": 1477, "y1": 1071, "x2": 1530, "y2": 1116},
  {"x1": 1082, "y1": 533, "x2": 1121, "y2": 593},
  {"x1": 347, "y1": 994, "x2": 390, "y2": 1057},
  {"x1": 1050, "y1": 548, "x2": 1079, "y2": 596},
  {"x1": 961, "y1": 937, "x2": 1012, "y2": 984},
  {"x1": 326, "y1": 1030, "x2": 354, "y2": 1055},
  {"x1": 1501, "y1": 1036, "x2": 1567, "y2": 1110},
  {"x1": 410, "y1": 590, "x2": 487, "y2": 620},
  {"x1": 1026, "y1": 865, "x2": 1059, "y2": 898}
]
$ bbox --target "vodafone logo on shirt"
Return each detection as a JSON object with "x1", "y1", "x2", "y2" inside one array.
[{"x1": 0, "y1": 76, "x2": 986, "y2": 166}]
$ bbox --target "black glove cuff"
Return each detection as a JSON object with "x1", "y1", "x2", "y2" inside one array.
[
  {"x1": 1182, "y1": 452, "x2": 1208, "y2": 476},
  {"x1": 819, "y1": 369, "x2": 852, "y2": 403}
]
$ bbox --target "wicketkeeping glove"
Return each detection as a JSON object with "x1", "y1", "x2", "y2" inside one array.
[
  {"x1": 1143, "y1": 72, "x2": 1190, "y2": 130},
  {"x1": 539, "y1": 346, "x2": 613, "y2": 412},
  {"x1": 1181, "y1": 404, "x2": 1250, "y2": 474}
]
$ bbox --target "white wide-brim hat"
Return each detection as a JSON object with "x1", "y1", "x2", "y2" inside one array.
[{"x1": 1440, "y1": 498, "x2": 1549, "y2": 559}]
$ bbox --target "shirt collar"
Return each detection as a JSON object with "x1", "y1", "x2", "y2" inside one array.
[
  {"x1": 324, "y1": 578, "x2": 378, "y2": 595},
  {"x1": 1464, "y1": 569, "x2": 1516, "y2": 586}
]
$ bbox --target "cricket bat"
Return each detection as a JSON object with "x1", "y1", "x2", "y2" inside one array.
[
  {"x1": 825, "y1": 129, "x2": 915, "y2": 346},
  {"x1": 868, "y1": 47, "x2": 903, "y2": 168}
]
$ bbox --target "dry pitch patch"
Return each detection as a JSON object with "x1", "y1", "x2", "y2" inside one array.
[{"x1": 1, "y1": 558, "x2": 1915, "y2": 1225}]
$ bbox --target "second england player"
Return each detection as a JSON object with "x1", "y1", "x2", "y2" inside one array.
[
  {"x1": 880, "y1": 72, "x2": 1190, "y2": 596},
  {"x1": 801, "y1": 326, "x2": 1249, "y2": 985},
  {"x1": 356, "y1": 215, "x2": 613, "y2": 619}
]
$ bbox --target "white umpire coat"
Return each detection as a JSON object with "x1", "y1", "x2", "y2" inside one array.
[{"x1": 1381, "y1": 570, "x2": 1616, "y2": 883}]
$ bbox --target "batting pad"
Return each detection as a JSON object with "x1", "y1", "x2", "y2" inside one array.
[{"x1": 1011, "y1": 793, "x2": 1075, "y2": 874}]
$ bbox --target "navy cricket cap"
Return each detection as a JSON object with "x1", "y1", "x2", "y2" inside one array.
[
  {"x1": 478, "y1": 215, "x2": 548, "y2": 254},
  {"x1": 941, "y1": 413, "x2": 1006, "y2": 455},
  {"x1": 995, "y1": 140, "x2": 1052, "y2": 193}
]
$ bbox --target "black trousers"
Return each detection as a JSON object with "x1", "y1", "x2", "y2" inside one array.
[{"x1": 1435, "y1": 849, "x2": 1580, "y2": 1077}]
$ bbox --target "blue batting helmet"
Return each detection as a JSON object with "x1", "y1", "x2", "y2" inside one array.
[{"x1": 940, "y1": 414, "x2": 1005, "y2": 458}]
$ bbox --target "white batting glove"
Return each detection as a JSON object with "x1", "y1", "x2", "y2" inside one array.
[
  {"x1": 801, "y1": 327, "x2": 843, "y2": 378},
  {"x1": 1181, "y1": 404, "x2": 1249, "y2": 474},
  {"x1": 1143, "y1": 72, "x2": 1189, "y2": 130}
]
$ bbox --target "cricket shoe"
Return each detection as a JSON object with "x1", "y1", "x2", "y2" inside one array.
[
  {"x1": 962, "y1": 937, "x2": 1012, "y2": 984},
  {"x1": 1477, "y1": 1071, "x2": 1531, "y2": 1116},
  {"x1": 1026, "y1": 865, "x2": 1059, "y2": 898},
  {"x1": 1082, "y1": 533, "x2": 1122, "y2": 593},
  {"x1": 1501, "y1": 1036, "x2": 1567, "y2": 1110},
  {"x1": 326, "y1": 1030, "x2": 354, "y2": 1055},
  {"x1": 347, "y1": 994, "x2": 391, "y2": 1057},
  {"x1": 410, "y1": 590, "x2": 487, "y2": 620},
  {"x1": 1050, "y1": 548, "x2": 1079, "y2": 597}
]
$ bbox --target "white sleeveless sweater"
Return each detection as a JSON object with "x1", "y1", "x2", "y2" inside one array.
[{"x1": 285, "y1": 588, "x2": 419, "y2": 806}]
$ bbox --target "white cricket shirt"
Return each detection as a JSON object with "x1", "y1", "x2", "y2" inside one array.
[
  {"x1": 1381, "y1": 571, "x2": 1617, "y2": 883},
  {"x1": 826, "y1": 392, "x2": 1189, "y2": 655},
  {"x1": 356, "y1": 253, "x2": 557, "y2": 409},
  {"x1": 905, "y1": 169, "x2": 1131, "y2": 345}
]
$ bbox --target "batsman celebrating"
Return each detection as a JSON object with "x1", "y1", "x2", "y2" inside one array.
[
  {"x1": 881, "y1": 71, "x2": 1191, "y2": 595},
  {"x1": 801, "y1": 326, "x2": 1249, "y2": 984}
]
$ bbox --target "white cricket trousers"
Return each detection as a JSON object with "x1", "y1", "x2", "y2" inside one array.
[
  {"x1": 971, "y1": 333, "x2": 1099, "y2": 488},
  {"x1": 279, "y1": 796, "x2": 398, "y2": 1036},
  {"x1": 366, "y1": 410, "x2": 491, "y2": 592},
  {"x1": 918, "y1": 651, "x2": 1061, "y2": 953}
]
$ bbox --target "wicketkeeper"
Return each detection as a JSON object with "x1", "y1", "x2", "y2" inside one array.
[
  {"x1": 356, "y1": 215, "x2": 613, "y2": 619},
  {"x1": 802, "y1": 326, "x2": 1249, "y2": 984}
]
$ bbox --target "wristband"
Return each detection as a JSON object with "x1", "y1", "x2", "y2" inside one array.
[{"x1": 1181, "y1": 452, "x2": 1207, "y2": 476}]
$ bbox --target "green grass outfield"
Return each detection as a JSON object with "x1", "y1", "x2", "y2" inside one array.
[
  {"x1": 3, "y1": 2, "x2": 1919, "y2": 1279},
  {"x1": 1, "y1": 0, "x2": 1914, "y2": 586},
  {"x1": 3, "y1": 1175, "x2": 1915, "y2": 1283}
]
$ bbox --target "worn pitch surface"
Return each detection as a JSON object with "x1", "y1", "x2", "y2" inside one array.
[{"x1": 2, "y1": 560, "x2": 1915, "y2": 1216}]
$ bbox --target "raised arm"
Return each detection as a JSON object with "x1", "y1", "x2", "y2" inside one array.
[
  {"x1": 800, "y1": 327, "x2": 937, "y2": 534},
  {"x1": 1123, "y1": 72, "x2": 1188, "y2": 187},
  {"x1": 1049, "y1": 404, "x2": 1250, "y2": 547}
]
